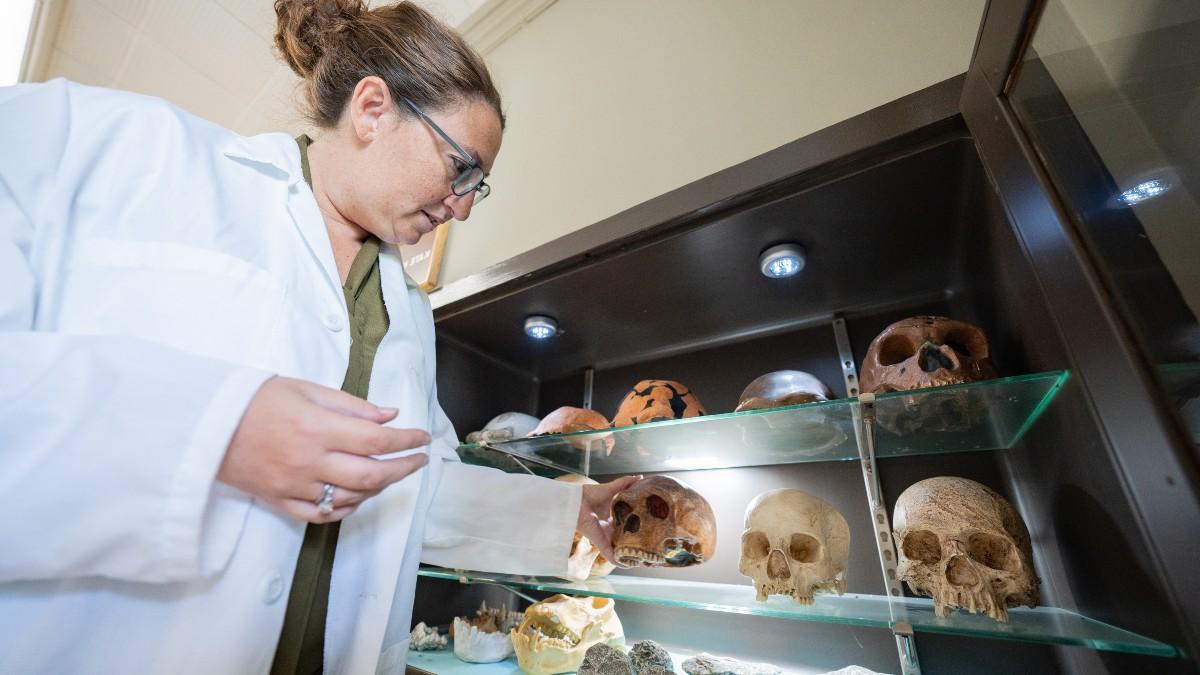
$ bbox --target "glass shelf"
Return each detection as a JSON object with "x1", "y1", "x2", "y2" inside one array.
[
  {"x1": 456, "y1": 371, "x2": 1069, "y2": 476},
  {"x1": 418, "y1": 567, "x2": 1178, "y2": 658},
  {"x1": 1161, "y1": 362, "x2": 1200, "y2": 444}
]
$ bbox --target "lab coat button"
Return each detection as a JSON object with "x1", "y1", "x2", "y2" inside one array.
[
  {"x1": 260, "y1": 572, "x2": 284, "y2": 604},
  {"x1": 323, "y1": 313, "x2": 343, "y2": 332}
]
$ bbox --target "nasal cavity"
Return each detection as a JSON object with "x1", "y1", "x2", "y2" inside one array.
[
  {"x1": 919, "y1": 343, "x2": 956, "y2": 372},
  {"x1": 947, "y1": 555, "x2": 980, "y2": 587},
  {"x1": 767, "y1": 550, "x2": 791, "y2": 580},
  {"x1": 623, "y1": 514, "x2": 641, "y2": 534}
]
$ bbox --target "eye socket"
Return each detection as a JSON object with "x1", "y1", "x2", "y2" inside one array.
[
  {"x1": 646, "y1": 495, "x2": 670, "y2": 519},
  {"x1": 741, "y1": 531, "x2": 770, "y2": 560},
  {"x1": 966, "y1": 532, "x2": 1019, "y2": 571},
  {"x1": 788, "y1": 533, "x2": 821, "y2": 563},
  {"x1": 613, "y1": 501, "x2": 632, "y2": 524},
  {"x1": 944, "y1": 328, "x2": 983, "y2": 358},
  {"x1": 901, "y1": 530, "x2": 941, "y2": 564},
  {"x1": 877, "y1": 335, "x2": 915, "y2": 366}
]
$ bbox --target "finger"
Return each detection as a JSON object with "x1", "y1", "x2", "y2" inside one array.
[
  {"x1": 324, "y1": 416, "x2": 432, "y2": 458},
  {"x1": 321, "y1": 451, "x2": 430, "y2": 493},
  {"x1": 606, "y1": 475, "x2": 641, "y2": 496},
  {"x1": 593, "y1": 520, "x2": 618, "y2": 564},
  {"x1": 300, "y1": 381, "x2": 399, "y2": 423},
  {"x1": 266, "y1": 497, "x2": 358, "y2": 524}
]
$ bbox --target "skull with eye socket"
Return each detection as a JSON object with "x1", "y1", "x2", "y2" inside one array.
[
  {"x1": 894, "y1": 476, "x2": 1039, "y2": 622},
  {"x1": 860, "y1": 316, "x2": 998, "y2": 434},
  {"x1": 610, "y1": 476, "x2": 716, "y2": 568}
]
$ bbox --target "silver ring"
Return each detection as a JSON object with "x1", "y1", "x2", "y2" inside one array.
[{"x1": 316, "y1": 483, "x2": 336, "y2": 515}]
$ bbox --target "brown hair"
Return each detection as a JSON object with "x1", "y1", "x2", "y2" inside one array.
[{"x1": 274, "y1": 0, "x2": 504, "y2": 129}]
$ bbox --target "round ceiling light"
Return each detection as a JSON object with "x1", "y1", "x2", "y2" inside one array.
[
  {"x1": 524, "y1": 315, "x2": 558, "y2": 339},
  {"x1": 759, "y1": 243, "x2": 806, "y2": 279}
]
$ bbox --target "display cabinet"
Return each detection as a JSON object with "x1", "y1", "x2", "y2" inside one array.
[{"x1": 408, "y1": 2, "x2": 1199, "y2": 673}]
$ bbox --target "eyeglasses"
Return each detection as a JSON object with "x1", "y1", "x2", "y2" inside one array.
[{"x1": 399, "y1": 96, "x2": 490, "y2": 203}]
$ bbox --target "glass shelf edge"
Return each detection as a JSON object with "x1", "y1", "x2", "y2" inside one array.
[{"x1": 418, "y1": 567, "x2": 1179, "y2": 658}]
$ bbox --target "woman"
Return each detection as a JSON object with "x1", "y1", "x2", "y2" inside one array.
[{"x1": 0, "y1": 1, "x2": 634, "y2": 673}]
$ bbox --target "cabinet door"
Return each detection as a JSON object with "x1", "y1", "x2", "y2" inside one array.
[{"x1": 960, "y1": 0, "x2": 1200, "y2": 662}]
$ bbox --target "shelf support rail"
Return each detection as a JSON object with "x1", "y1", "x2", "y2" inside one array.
[{"x1": 833, "y1": 316, "x2": 922, "y2": 675}]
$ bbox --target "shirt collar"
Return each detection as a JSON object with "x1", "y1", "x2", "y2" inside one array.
[{"x1": 219, "y1": 132, "x2": 306, "y2": 186}]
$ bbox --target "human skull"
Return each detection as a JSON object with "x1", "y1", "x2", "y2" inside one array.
[
  {"x1": 554, "y1": 474, "x2": 616, "y2": 580},
  {"x1": 611, "y1": 475, "x2": 716, "y2": 567},
  {"x1": 611, "y1": 380, "x2": 706, "y2": 427},
  {"x1": 738, "y1": 489, "x2": 849, "y2": 604},
  {"x1": 894, "y1": 477, "x2": 1039, "y2": 622},
  {"x1": 735, "y1": 370, "x2": 833, "y2": 412},
  {"x1": 451, "y1": 601, "x2": 523, "y2": 663},
  {"x1": 511, "y1": 595, "x2": 624, "y2": 675},
  {"x1": 531, "y1": 407, "x2": 615, "y2": 455},
  {"x1": 465, "y1": 412, "x2": 540, "y2": 444},
  {"x1": 860, "y1": 316, "x2": 997, "y2": 394}
]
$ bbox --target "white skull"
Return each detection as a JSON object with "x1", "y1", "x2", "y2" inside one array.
[
  {"x1": 465, "y1": 412, "x2": 540, "y2": 443},
  {"x1": 894, "y1": 477, "x2": 1039, "y2": 622},
  {"x1": 738, "y1": 489, "x2": 850, "y2": 604},
  {"x1": 451, "y1": 601, "x2": 523, "y2": 663},
  {"x1": 554, "y1": 474, "x2": 616, "y2": 581},
  {"x1": 511, "y1": 595, "x2": 624, "y2": 675}
]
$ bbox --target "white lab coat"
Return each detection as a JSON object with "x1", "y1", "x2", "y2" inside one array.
[{"x1": 0, "y1": 79, "x2": 580, "y2": 675}]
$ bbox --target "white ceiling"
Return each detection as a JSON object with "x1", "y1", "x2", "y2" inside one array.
[{"x1": 29, "y1": 0, "x2": 490, "y2": 136}]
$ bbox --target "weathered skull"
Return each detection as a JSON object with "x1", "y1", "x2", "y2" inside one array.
[
  {"x1": 894, "y1": 477, "x2": 1039, "y2": 622},
  {"x1": 611, "y1": 475, "x2": 716, "y2": 567},
  {"x1": 531, "y1": 407, "x2": 615, "y2": 455},
  {"x1": 451, "y1": 601, "x2": 523, "y2": 663},
  {"x1": 465, "y1": 412, "x2": 540, "y2": 444},
  {"x1": 554, "y1": 474, "x2": 616, "y2": 580},
  {"x1": 860, "y1": 316, "x2": 997, "y2": 394},
  {"x1": 611, "y1": 380, "x2": 706, "y2": 427},
  {"x1": 511, "y1": 595, "x2": 624, "y2": 675},
  {"x1": 738, "y1": 489, "x2": 849, "y2": 604},
  {"x1": 735, "y1": 370, "x2": 833, "y2": 412}
]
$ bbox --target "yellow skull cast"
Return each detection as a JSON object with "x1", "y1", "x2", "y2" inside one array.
[{"x1": 511, "y1": 595, "x2": 624, "y2": 675}]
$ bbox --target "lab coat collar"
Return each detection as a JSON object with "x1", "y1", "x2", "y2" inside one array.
[{"x1": 219, "y1": 132, "x2": 305, "y2": 186}]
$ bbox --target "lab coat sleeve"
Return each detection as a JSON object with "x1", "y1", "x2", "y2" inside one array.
[
  {"x1": 0, "y1": 81, "x2": 273, "y2": 583},
  {"x1": 408, "y1": 291, "x2": 580, "y2": 577}
]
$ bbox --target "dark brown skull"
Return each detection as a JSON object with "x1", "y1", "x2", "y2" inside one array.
[
  {"x1": 611, "y1": 380, "x2": 706, "y2": 427},
  {"x1": 611, "y1": 475, "x2": 716, "y2": 567},
  {"x1": 860, "y1": 316, "x2": 997, "y2": 394},
  {"x1": 735, "y1": 370, "x2": 833, "y2": 412}
]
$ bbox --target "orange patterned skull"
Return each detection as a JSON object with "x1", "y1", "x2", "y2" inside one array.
[{"x1": 611, "y1": 380, "x2": 706, "y2": 427}]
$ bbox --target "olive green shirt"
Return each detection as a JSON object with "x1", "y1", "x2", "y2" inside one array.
[{"x1": 271, "y1": 135, "x2": 390, "y2": 675}]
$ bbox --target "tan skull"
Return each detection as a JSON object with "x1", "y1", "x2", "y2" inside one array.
[
  {"x1": 735, "y1": 370, "x2": 833, "y2": 412},
  {"x1": 894, "y1": 477, "x2": 1039, "y2": 622},
  {"x1": 611, "y1": 475, "x2": 716, "y2": 567},
  {"x1": 739, "y1": 489, "x2": 849, "y2": 604},
  {"x1": 531, "y1": 407, "x2": 614, "y2": 455},
  {"x1": 611, "y1": 380, "x2": 706, "y2": 427},
  {"x1": 860, "y1": 316, "x2": 997, "y2": 394},
  {"x1": 511, "y1": 595, "x2": 624, "y2": 675},
  {"x1": 554, "y1": 474, "x2": 616, "y2": 580}
]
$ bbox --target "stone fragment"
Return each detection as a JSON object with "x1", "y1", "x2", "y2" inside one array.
[
  {"x1": 578, "y1": 643, "x2": 635, "y2": 675},
  {"x1": 630, "y1": 640, "x2": 674, "y2": 674},
  {"x1": 682, "y1": 653, "x2": 780, "y2": 675}
]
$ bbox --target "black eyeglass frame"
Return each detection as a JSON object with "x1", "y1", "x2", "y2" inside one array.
[{"x1": 398, "y1": 95, "x2": 490, "y2": 202}]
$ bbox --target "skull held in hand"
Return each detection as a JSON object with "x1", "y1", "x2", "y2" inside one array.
[
  {"x1": 739, "y1": 489, "x2": 849, "y2": 604},
  {"x1": 611, "y1": 475, "x2": 716, "y2": 567},
  {"x1": 735, "y1": 370, "x2": 833, "y2": 412},
  {"x1": 554, "y1": 474, "x2": 616, "y2": 580},
  {"x1": 531, "y1": 407, "x2": 614, "y2": 455},
  {"x1": 894, "y1": 476, "x2": 1039, "y2": 622},
  {"x1": 860, "y1": 316, "x2": 997, "y2": 394},
  {"x1": 611, "y1": 380, "x2": 706, "y2": 427},
  {"x1": 511, "y1": 595, "x2": 624, "y2": 675}
]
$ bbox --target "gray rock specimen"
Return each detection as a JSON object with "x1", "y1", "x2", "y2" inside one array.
[
  {"x1": 682, "y1": 653, "x2": 781, "y2": 675},
  {"x1": 630, "y1": 640, "x2": 674, "y2": 675},
  {"x1": 578, "y1": 643, "x2": 635, "y2": 675}
]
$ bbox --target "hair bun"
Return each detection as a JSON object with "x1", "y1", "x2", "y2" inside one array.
[{"x1": 274, "y1": 0, "x2": 364, "y2": 79}]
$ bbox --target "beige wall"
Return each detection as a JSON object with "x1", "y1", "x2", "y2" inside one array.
[{"x1": 438, "y1": 0, "x2": 987, "y2": 287}]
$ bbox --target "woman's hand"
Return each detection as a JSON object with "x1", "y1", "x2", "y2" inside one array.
[
  {"x1": 218, "y1": 376, "x2": 430, "y2": 523},
  {"x1": 577, "y1": 475, "x2": 642, "y2": 565}
]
